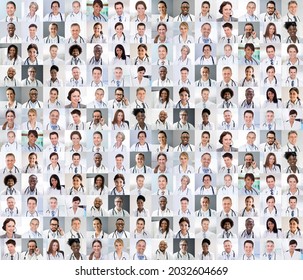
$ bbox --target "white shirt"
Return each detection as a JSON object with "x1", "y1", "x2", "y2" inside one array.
[
  {"x1": 21, "y1": 78, "x2": 43, "y2": 87},
  {"x1": 43, "y1": 35, "x2": 65, "y2": 44},
  {"x1": 0, "y1": 35, "x2": 22, "y2": 43},
  {"x1": 66, "y1": 207, "x2": 85, "y2": 217},
  {"x1": 173, "y1": 251, "x2": 195, "y2": 260},
  {"x1": 44, "y1": 13, "x2": 65, "y2": 21},
  {"x1": 173, "y1": 121, "x2": 195, "y2": 130},
  {"x1": 66, "y1": 12, "x2": 85, "y2": 23}
]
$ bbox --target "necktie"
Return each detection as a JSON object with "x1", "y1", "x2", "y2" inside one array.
[
  {"x1": 294, "y1": 16, "x2": 297, "y2": 22},
  {"x1": 203, "y1": 102, "x2": 206, "y2": 109},
  {"x1": 226, "y1": 83, "x2": 229, "y2": 87},
  {"x1": 270, "y1": 59, "x2": 273, "y2": 65},
  {"x1": 291, "y1": 210, "x2": 294, "y2": 217},
  {"x1": 268, "y1": 124, "x2": 272, "y2": 130},
  {"x1": 77, "y1": 233, "x2": 81, "y2": 238},
  {"x1": 51, "y1": 210, "x2": 55, "y2": 217},
  {"x1": 294, "y1": 146, "x2": 297, "y2": 152},
  {"x1": 139, "y1": 37, "x2": 143, "y2": 43},
  {"x1": 142, "y1": 103, "x2": 146, "y2": 108},
  {"x1": 203, "y1": 38, "x2": 209, "y2": 43},
  {"x1": 54, "y1": 146, "x2": 57, "y2": 152},
  {"x1": 76, "y1": 125, "x2": 79, "y2": 130},
  {"x1": 9, "y1": 171, "x2": 12, "y2": 174},
  {"x1": 270, "y1": 189, "x2": 274, "y2": 195},
  {"x1": 10, "y1": 255, "x2": 13, "y2": 260},
  {"x1": 119, "y1": 15, "x2": 122, "y2": 22},
  {"x1": 226, "y1": 214, "x2": 229, "y2": 217},
  {"x1": 10, "y1": 17, "x2": 13, "y2": 22},
  {"x1": 227, "y1": 168, "x2": 230, "y2": 174},
  {"x1": 161, "y1": 191, "x2": 165, "y2": 195},
  {"x1": 51, "y1": 59, "x2": 55, "y2": 65},
  {"x1": 137, "y1": 255, "x2": 144, "y2": 260},
  {"x1": 291, "y1": 81, "x2": 294, "y2": 87},
  {"x1": 161, "y1": 61, "x2": 165, "y2": 65},
  {"x1": 203, "y1": 168, "x2": 209, "y2": 173},
  {"x1": 117, "y1": 81, "x2": 120, "y2": 87},
  {"x1": 268, "y1": 254, "x2": 272, "y2": 260},
  {"x1": 96, "y1": 147, "x2": 100, "y2": 152},
  {"x1": 227, "y1": 38, "x2": 230, "y2": 43},
  {"x1": 75, "y1": 80, "x2": 78, "y2": 86},
  {"x1": 226, "y1": 254, "x2": 230, "y2": 260},
  {"x1": 269, "y1": 16, "x2": 272, "y2": 21},
  {"x1": 75, "y1": 167, "x2": 78, "y2": 173}
]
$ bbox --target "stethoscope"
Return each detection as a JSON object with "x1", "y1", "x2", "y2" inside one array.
[
  {"x1": 111, "y1": 79, "x2": 125, "y2": 87},
  {"x1": 25, "y1": 210, "x2": 38, "y2": 217},
  {"x1": 45, "y1": 35, "x2": 60, "y2": 43},
  {"x1": 157, "y1": 208, "x2": 171, "y2": 216},
  {"x1": 241, "y1": 77, "x2": 257, "y2": 86},
  {"x1": 4, "y1": 207, "x2": 19, "y2": 215},
  {"x1": 221, "y1": 101, "x2": 235, "y2": 108},
  {"x1": 156, "y1": 189, "x2": 171, "y2": 195},
  {"x1": 45, "y1": 208, "x2": 60, "y2": 216},
  {"x1": 69, "y1": 12, "x2": 84, "y2": 20},
  {"x1": 24, "y1": 100, "x2": 41, "y2": 108},
  {"x1": 5, "y1": 252, "x2": 20, "y2": 260},
  {"x1": 134, "y1": 34, "x2": 147, "y2": 43},
  {"x1": 26, "y1": 121, "x2": 40, "y2": 130},
  {"x1": 68, "y1": 164, "x2": 83, "y2": 173},
  {"x1": 134, "y1": 15, "x2": 148, "y2": 22},
  {"x1": 45, "y1": 229, "x2": 62, "y2": 239},
  {"x1": 4, "y1": 187, "x2": 18, "y2": 195},
  {"x1": 26, "y1": 13, "x2": 38, "y2": 22},
  {"x1": 135, "y1": 208, "x2": 147, "y2": 216},
  {"x1": 286, "y1": 144, "x2": 300, "y2": 152},
  {"x1": 240, "y1": 230, "x2": 255, "y2": 238},
  {"x1": 219, "y1": 80, "x2": 237, "y2": 87},
  {"x1": 199, "y1": 143, "x2": 213, "y2": 152},
  {"x1": 222, "y1": 250, "x2": 236, "y2": 260},
  {"x1": 134, "y1": 100, "x2": 148, "y2": 108},
  {"x1": 175, "y1": 230, "x2": 190, "y2": 239},
  {"x1": 133, "y1": 230, "x2": 148, "y2": 239},
  {"x1": 70, "y1": 145, "x2": 84, "y2": 152},
  {"x1": 111, "y1": 230, "x2": 128, "y2": 239},
  {"x1": 47, "y1": 252, "x2": 63, "y2": 260},
  {"x1": 132, "y1": 165, "x2": 147, "y2": 173},
  {"x1": 239, "y1": 164, "x2": 256, "y2": 173},
  {"x1": 263, "y1": 143, "x2": 278, "y2": 152},
  {"x1": 91, "y1": 230, "x2": 105, "y2": 239},
  {"x1": 113, "y1": 252, "x2": 126, "y2": 260},
  {"x1": 198, "y1": 37, "x2": 212, "y2": 44},
  {"x1": 69, "y1": 122, "x2": 85, "y2": 130},
  {"x1": 263, "y1": 13, "x2": 279, "y2": 22},
  {"x1": 176, "y1": 100, "x2": 190, "y2": 108},
  {"x1": 176, "y1": 13, "x2": 193, "y2": 21},
  {"x1": 177, "y1": 187, "x2": 190, "y2": 195},
  {"x1": 176, "y1": 252, "x2": 191, "y2": 260},
  {"x1": 90, "y1": 206, "x2": 104, "y2": 216},
  {"x1": 89, "y1": 56, "x2": 103, "y2": 65},
  {"x1": 4, "y1": 76, "x2": 17, "y2": 86},
  {"x1": 287, "y1": 188, "x2": 300, "y2": 195},
  {"x1": 25, "y1": 79, "x2": 39, "y2": 86},
  {"x1": 262, "y1": 121, "x2": 277, "y2": 129},
  {"x1": 264, "y1": 206, "x2": 278, "y2": 215},
  {"x1": 111, "y1": 207, "x2": 127, "y2": 216},
  {"x1": 244, "y1": 14, "x2": 259, "y2": 21},
  {"x1": 287, "y1": 58, "x2": 301, "y2": 66},
  {"x1": 240, "y1": 100, "x2": 255, "y2": 108},
  {"x1": 221, "y1": 55, "x2": 235, "y2": 63},
  {"x1": 286, "y1": 230, "x2": 302, "y2": 238},
  {"x1": 177, "y1": 35, "x2": 192, "y2": 44},
  {"x1": 200, "y1": 55, "x2": 215, "y2": 65},
  {"x1": 70, "y1": 57, "x2": 83, "y2": 65},
  {"x1": 110, "y1": 187, "x2": 125, "y2": 195},
  {"x1": 222, "y1": 120, "x2": 236, "y2": 129},
  {"x1": 69, "y1": 230, "x2": 84, "y2": 238},
  {"x1": 286, "y1": 99, "x2": 302, "y2": 108},
  {"x1": 264, "y1": 165, "x2": 280, "y2": 173},
  {"x1": 24, "y1": 57, "x2": 38, "y2": 65},
  {"x1": 88, "y1": 121, "x2": 104, "y2": 130},
  {"x1": 197, "y1": 208, "x2": 212, "y2": 217},
  {"x1": 220, "y1": 185, "x2": 236, "y2": 195},
  {"x1": 134, "y1": 142, "x2": 150, "y2": 151},
  {"x1": 134, "y1": 56, "x2": 150, "y2": 65},
  {"x1": 178, "y1": 165, "x2": 191, "y2": 174},
  {"x1": 26, "y1": 144, "x2": 42, "y2": 152},
  {"x1": 47, "y1": 100, "x2": 60, "y2": 108},
  {"x1": 176, "y1": 122, "x2": 190, "y2": 129},
  {"x1": 219, "y1": 209, "x2": 237, "y2": 217},
  {"x1": 263, "y1": 252, "x2": 276, "y2": 260},
  {"x1": 220, "y1": 231, "x2": 235, "y2": 238},
  {"x1": 24, "y1": 187, "x2": 38, "y2": 195},
  {"x1": 199, "y1": 13, "x2": 212, "y2": 21},
  {"x1": 197, "y1": 79, "x2": 213, "y2": 87},
  {"x1": 5, "y1": 34, "x2": 20, "y2": 43},
  {"x1": 177, "y1": 208, "x2": 191, "y2": 216},
  {"x1": 155, "y1": 249, "x2": 169, "y2": 260},
  {"x1": 286, "y1": 207, "x2": 299, "y2": 217},
  {"x1": 69, "y1": 186, "x2": 85, "y2": 195},
  {"x1": 112, "y1": 33, "x2": 126, "y2": 43},
  {"x1": 92, "y1": 14, "x2": 107, "y2": 21},
  {"x1": 286, "y1": 36, "x2": 300, "y2": 43},
  {"x1": 69, "y1": 253, "x2": 84, "y2": 260},
  {"x1": 2, "y1": 166, "x2": 20, "y2": 173},
  {"x1": 198, "y1": 185, "x2": 215, "y2": 195},
  {"x1": 198, "y1": 166, "x2": 212, "y2": 173},
  {"x1": 242, "y1": 186, "x2": 259, "y2": 195},
  {"x1": 285, "y1": 77, "x2": 300, "y2": 87},
  {"x1": 155, "y1": 119, "x2": 169, "y2": 129},
  {"x1": 24, "y1": 164, "x2": 40, "y2": 173},
  {"x1": 68, "y1": 36, "x2": 85, "y2": 44},
  {"x1": 48, "y1": 12, "x2": 63, "y2": 21},
  {"x1": 286, "y1": 166, "x2": 301, "y2": 173},
  {"x1": 240, "y1": 34, "x2": 257, "y2": 44},
  {"x1": 178, "y1": 56, "x2": 189, "y2": 65},
  {"x1": 176, "y1": 144, "x2": 193, "y2": 152},
  {"x1": 48, "y1": 79, "x2": 61, "y2": 87},
  {"x1": 242, "y1": 254, "x2": 255, "y2": 260},
  {"x1": 134, "y1": 123, "x2": 148, "y2": 130},
  {"x1": 264, "y1": 35, "x2": 280, "y2": 43}
]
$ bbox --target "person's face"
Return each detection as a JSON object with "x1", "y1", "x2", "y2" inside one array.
[
  {"x1": 8, "y1": 47, "x2": 16, "y2": 59},
  {"x1": 93, "y1": 3, "x2": 102, "y2": 14},
  {"x1": 203, "y1": 46, "x2": 211, "y2": 57},
  {"x1": 72, "y1": 1, "x2": 80, "y2": 13},
  {"x1": 200, "y1": 68, "x2": 209, "y2": 80},
  {"x1": 7, "y1": 67, "x2": 16, "y2": 79},
  {"x1": 203, "y1": 176, "x2": 211, "y2": 187},
  {"x1": 7, "y1": 176, "x2": 15, "y2": 186},
  {"x1": 266, "y1": 4, "x2": 275, "y2": 15},
  {"x1": 114, "y1": 241, "x2": 123, "y2": 251},
  {"x1": 181, "y1": 177, "x2": 189, "y2": 187},
  {"x1": 179, "y1": 111, "x2": 188, "y2": 122},
  {"x1": 266, "y1": 133, "x2": 275, "y2": 145},
  {"x1": 93, "y1": 219, "x2": 102, "y2": 231},
  {"x1": 27, "y1": 199, "x2": 37, "y2": 212},
  {"x1": 137, "y1": 47, "x2": 146, "y2": 59},
  {"x1": 223, "y1": 221, "x2": 231, "y2": 231},
  {"x1": 288, "y1": 47, "x2": 298, "y2": 59},
  {"x1": 201, "y1": 3, "x2": 210, "y2": 14},
  {"x1": 266, "y1": 242, "x2": 274, "y2": 253},
  {"x1": 223, "y1": 27, "x2": 232, "y2": 38},
  {"x1": 288, "y1": 132, "x2": 297, "y2": 145},
  {"x1": 224, "y1": 175, "x2": 232, "y2": 186},
  {"x1": 29, "y1": 4, "x2": 37, "y2": 14},
  {"x1": 5, "y1": 156, "x2": 16, "y2": 169},
  {"x1": 114, "y1": 178, "x2": 124, "y2": 190},
  {"x1": 224, "y1": 111, "x2": 232, "y2": 123},
  {"x1": 7, "y1": 132, "x2": 15, "y2": 144},
  {"x1": 71, "y1": 134, "x2": 80, "y2": 145},
  {"x1": 289, "y1": 113, "x2": 297, "y2": 122},
  {"x1": 180, "y1": 24, "x2": 189, "y2": 35},
  {"x1": 246, "y1": 3, "x2": 256, "y2": 15},
  {"x1": 290, "y1": 219, "x2": 298, "y2": 232},
  {"x1": 7, "y1": 243, "x2": 15, "y2": 254},
  {"x1": 289, "y1": 69, "x2": 297, "y2": 80},
  {"x1": 158, "y1": 176, "x2": 167, "y2": 189},
  {"x1": 157, "y1": 25, "x2": 167, "y2": 37},
  {"x1": 179, "y1": 221, "x2": 189, "y2": 232},
  {"x1": 137, "y1": 199, "x2": 144, "y2": 210},
  {"x1": 180, "y1": 2, "x2": 189, "y2": 15},
  {"x1": 244, "y1": 113, "x2": 253, "y2": 125},
  {"x1": 6, "y1": 112, "x2": 15, "y2": 123},
  {"x1": 114, "y1": 69, "x2": 123, "y2": 80},
  {"x1": 268, "y1": 24, "x2": 275, "y2": 35},
  {"x1": 266, "y1": 47, "x2": 275, "y2": 59},
  {"x1": 289, "y1": 3, "x2": 298, "y2": 14},
  {"x1": 202, "y1": 220, "x2": 209, "y2": 231},
  {"x1": 222, "y1": 4, "x2": 232, "y2": 18},
  {"x1": 94, "y1": 197, "x2": 102, "y2": 208},
  {"x1": 6, "y1": 3, "x2": 16, "y2": 16},
  {"x1": 201, "y1": 133, "x2": 210, "y2": 145},
  {"x1": 180, "y1": 200, "x2": 188, "y2": 211},
  {"x1": 116, "y1": 133, "x2": 123, "y2": 144},
  {"x1": 72, "y1": 176, "x2": 81, "y2": 187},
  {"x1": 71, "y1": 220, "x2": 81, "y2": 231},
  {"x1": 244, "y1": 155, "x2": 253, "y2": 166},
  {"x1": 93, "y1": 46, "x2": 102, "y2": 59},
  {"x1": 49, "y1": 198, "x2": 57, "y2": 210},
  {"x1": 115, "y1": 220, "x2": 125, "y2": 231},
  {"x1": 71, "y1": 25, "x2": 80, "y2": 38},
  {"x1": 115, "y1": 3, "x2": 123, "y2": 15},
  {"x1": 70, "y1": 91, "x2": 80, "y2": 104},
  {"x1": 93, "y1": 154, "x2": 102, "y2": 166},
  {"x1": 49, "y1": 25, "x2": 58, "y2": 36},
  {"x1": 157, "y1": 155, "x2": 167, "y2": 166},
  {"x1": 159, "y1": 197, "x2": 167, "y2": 209},
  {"x1": 94, "y1": 89, "x2": 104, "y2": 102},
  {"x1": 245, "y1": 47, "x2": 254, "y2": 58},
  {"x1": 159, "y1": 111, "x2": 167, "y2": 122},
  {"x1": 28, "y1": 154, "x2": 37, "y2": 165},
  {"x1": 28, "y1": 175, "x2": 37, "y2": 187},
  {"x1": 287, "y1": 155, "x2": 297, "y2": 166},
  {"x1": 180, "y1": 70, "x2": 188, "y2": 81},
  {"x1": 159, "y1": 241, "x2": 167, "y2": 252},
  {"x1": 223, "y1": 198, "x2": 232, "y2": 212},
  {"x1": 50, "y1": 134, "x2": 59, "y2": 146},
  {"x1": 202, "y1": 112, "x2": 209, "y2": 122},
  {"x1": 7, "y1": 24, "x2": 15, "y2": 36},
  {"x1": 136, "y1": 4, "x2": 146, "y2": 16},
  {"x1": 179, "y1": 242, "x2": 188, "y2": 253},
  {"x1": 28, "y1": 68, "x2": 36, "y2": 79},
  {"x1": 49, "y1": 90, "x2": 58, "y2": 102},
  {"x1": 5, "y1": 221, "x2": 15, "y2": 234},
  {"x1": 180, "y1": 133, "x2": 189, "y2": 145},
  {"x1": 245, "y1": 176, "x2": 254, "y2": 187},
  {"x1": 201, "y1": 198, "x2": 209, "y2": 209},
  {"x1": 289, "y1": 199, "x2": 297, "y2": 209},
  {"x1": 50, "y1": 46, "x2": 58, "y2": 58},
  {"x1": 158, "y1": 3, "x2": 166, "y2": 14},
  {"x1": 117, "y1": 112, "x2": 123, "y2": 121},
  {"x1": 201, "y1": 154, "x2": 211, "y2": 167},
  {"x1": 158, "y1": 47, "x2": 167, "y2": 60},
  {"x1": 116, "y1": 47, "x2": 124, "y2": 59},
  {"x1": 287, "y1": 25, "x2": 297, "y2": 37},
  {"x1": 92, "y1": 69, "x2": 102, "y2": 81},
  {"x1": 72, "y1": 155, "x2": 80, "y2": 166},
  {"x1": 289, "y1": 243, "x2": 297, "y2": 252},
  {"x1": 245, "y1": 219, "x2": 254, "y2": 231},
  {"x1": 244, "y1": 25, "x2": 253, "y2": 37},
  {"x1": 93, "y1": 24, "x2": 102, "y2": 35},
  {"x1": 180, "y1": 91, "x2": 189, "y2": 103},
  {"x1": 179, "y1": 155, "x2": 188, "y2": 166},
  {"x1": 28, "y1": 242, "x2": 36, "y2": 254},
  {"x1": 223, "y1": 156, "x2": 232, "y2": 167},
  {"x1": 136, "y1": 220, "x2": 145, "y2": 231},
  {"x1": 181, "y1": 47, "x2": 188, "y2": 57},
  {"x1": 29, "y1": 90, "x2": 38, "y2": 102},
  {"x1": 7, "y1": 198, "x2": 15, "y2": 209},
  {"x1": 71, "y1": 242, "x2": 80, "y2": 254},
  {"x1": 93, "y1": 112, "x2": 102, "y2": 124},
  {"x1": 201, "y1": 24, "x2": 211, "y2": 37},
  {"x1": 267, "y1": 220, "x2": 274, "y2": 231},
  {"x1": 72, "y1": 113, "x2": 81, "y2": 124},
  {"x1": 244, "y1": 243, "x2": 253, "y2": 255},
  {"x1": 157, "y1": 133, "x2": 166, "y2": 145},
  {"x1": 50, "y1": 154, "x2": 58, "y2": 165},
  {"x1": 136, "y1": 89, "x2": 146, "y2": 102},
  {"x1": 29, "y1": 27, "x2": 37, "y2": 37},
  {"x1": 71, "y1": 48, "x2": 80, "y2": 58},
  {"x1": 136, "y1": 177, "x2": 144, "y2": 188},
  {"x1": 266, "y1": 177, "x2": 276, "y2": 189},
  {"x1": 30, "y1": 219, "x2": 39, "y2": 231},
  {"x1": 222, "y1": 134, "x2": 232, "y2": 147},
  {"x1": 115, "y1": 24, "x2": 123, "y2": 36},
  {"x1": 93, "y1": 242, "x2": 102, "y2": 253},
  {"x1": 267, "y1": 198, "x2": 275, "y2": 208},
  {"x1": 222, "y1": 69, "x2": 232, "y2": 82}
]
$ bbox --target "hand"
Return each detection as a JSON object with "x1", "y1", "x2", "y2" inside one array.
[
  {"x1": 251, "y1": 161, "x2": 257, "y2": 169},
  {"x1": 35, "y1": 248, "x2": 40, "y2": 255},
  {"x1": 100, "y1": 117, "x2": 105, "y2": 125},
  {"x1": 252, "y1": 31, "x2": 257, "y2": 38},
  {"x1": 123, "y1": 97, "x2": 129, "y2": 106},
  {"x1": 275, "y1": 10, "x2": 281, "y2": 19},
  {"x1": 275, "y1": 140, "x2": 281, "y2": 149},
  {"x1": 58, "y1": 227, "x2": 65, "y2": 236}
]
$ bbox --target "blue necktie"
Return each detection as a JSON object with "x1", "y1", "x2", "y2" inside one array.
[
  {"x1": 291, "y1": 81, "x2": 294, "y2": 87},
  {"x1": 139, "y1": 37, "x2": 143, "y2": 43},
  {"x1": 270, "y1": 59, "x2": 273, "y2": 65},
  {"x1": 137, "y1": 255, "x2": 144, "y2": 260},
  {"x1": 268, "y1": 254, "x2": 272, "y2": 260},
  {"x1": 119, "y1": 15, "x2": 122, "y2": 22},
  {"x1": 117, "y1": 81, "x2": 120, "y2": 87},
  {"x1": 270, "y1": 189, "x2": 274, "y2": 195},
  {"x1": 75, "y1": 167, "x2": 78, "y2": 173},
  {"x1": 268, "y1": 124, "x2": 272, "y2": 130},
  {"x1": 51, "y1": 211, "x2": 55, "y2": 217},
  {"x1": 291, "y1": 210, "x2": 294, "y2": 217},
  {"x1": 54, "y1": 146, "x2": 57, "y2": 152}
]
